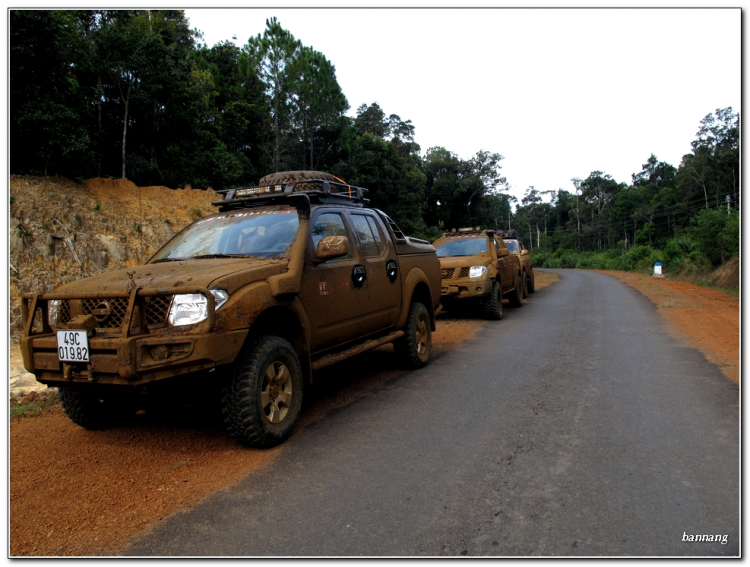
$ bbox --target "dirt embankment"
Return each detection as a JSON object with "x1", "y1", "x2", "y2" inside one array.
[{"x1": 9, "y1": 176, "x2": 219, "y2": 340}]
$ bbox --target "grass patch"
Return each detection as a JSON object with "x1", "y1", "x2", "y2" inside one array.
[{"x1": 10, "y1": 390, "x2": 60, "y2": 420}]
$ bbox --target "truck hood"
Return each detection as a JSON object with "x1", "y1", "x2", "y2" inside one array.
[
  {"x1": 439, "y1": 254, "x2": 492, "y2": 269},
  {"x1": 53, "y1": 257, "x2": 287, "y2": 295}
]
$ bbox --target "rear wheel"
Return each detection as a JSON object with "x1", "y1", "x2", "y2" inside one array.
[
  {"x1": 395, "y1": 302, "x2": 432, "y2": 369},
  {"x1": 483, "y1": 281, "x2": 503, "y2": 320},
  {"x1": 507, "y1": 275, "x2": 523, "y2": 307},
  {"x1": 222, "y1": 336, "x2": 303, "y2": 448}
]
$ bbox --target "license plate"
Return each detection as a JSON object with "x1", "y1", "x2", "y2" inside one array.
[{"x1": 57, "y1": 330, "x2": 90, "y2": 362}]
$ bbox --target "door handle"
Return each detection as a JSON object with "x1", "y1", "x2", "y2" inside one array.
[
  {"x1": 386, "y1": 260, "x2": 398, "y2": 282},
  {"x1": 352, "y1": 265, "x2": 367, "y2": 287}
]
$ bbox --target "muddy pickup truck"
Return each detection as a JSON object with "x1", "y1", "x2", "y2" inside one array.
[
  {"x1": 20, "y1": 171, "x2": 442, "y2": 448},
  {"x1": 432, "y1": 228, "x2": 523, "y2": 320},
  {"x1": 499, "y1": 229, "x2": 535, "y2": 298}
]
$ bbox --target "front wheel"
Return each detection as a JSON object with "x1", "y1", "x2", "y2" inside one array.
[
  {"x1": 483, "y1": 280, "x2": 503, "y2": 320},
  {"x1": 394, "y1": 302, "x2": 432, "y2": 369},
  {"x1": 59, "y1": 387, "x2": 115, "y2": 430},
  {"x1": 521, "y1": 272, "x2": 528, "y2": 299},
  {"x1": 528, "y1": 270, "x2": 536, "y2": 294},
  {"x1": 222, "y1": 336, "x2": 303, "y2": 448}
]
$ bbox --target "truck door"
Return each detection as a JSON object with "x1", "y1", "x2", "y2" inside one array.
[
  {"x1": 495, "y1": 238, "x2": 515, "y2": 292},
  {"x1": 347, "y1": 211, "x2": 402, "y2": 331},
  {"x1": 300, "y1": 210, "x2": 375, "y2": 352}
]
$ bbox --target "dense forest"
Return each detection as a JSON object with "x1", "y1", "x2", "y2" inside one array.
[{"x1": 10, "y1": 10, "x2": 740, "y2": 275}]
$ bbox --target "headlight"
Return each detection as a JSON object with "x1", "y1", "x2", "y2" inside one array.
[
  {"x1": 48, "y1": 299, "x2": 61, "y2": 326},
  {"x1": 469, "y1": 266, "x2": 487, "y2": 278},
  {"x1": 168, "y1": 290, "x2": 228, "y2": 327}
]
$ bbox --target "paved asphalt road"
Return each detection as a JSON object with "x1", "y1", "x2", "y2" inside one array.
[{"x1": 127, "y1": 269, "x2": 739, "y2": 557}]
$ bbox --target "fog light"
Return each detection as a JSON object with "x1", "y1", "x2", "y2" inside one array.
[
  {"x1": 476, "y1": 287, "x2": 483, "y2": 293},
  {"x1": 151, "y1": 345, "x2": 171, "y2": 361}
]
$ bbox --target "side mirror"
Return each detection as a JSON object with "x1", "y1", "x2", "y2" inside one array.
[
  {"x1": 315, "y1": 235, "x2": 349, "y2": 262},
  {"x1": 498, "y1": 248, "x2": 509, "y2": 257},
  {"x1": 521, "y1": 249, "x2": 529, "y2": 256}
]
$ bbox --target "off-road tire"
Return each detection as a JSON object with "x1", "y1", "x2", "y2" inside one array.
[
  {"x1": 258, "y1": 170, "x2": 338, "y2": 187},
  {"x1": 394, "y1": 302, "x2": 432, "y2": 369},
  {"x1": 521, "y1": 272, "x2": 528, "y2": 299},
  {"x1": 528, "y1": 270, "x2": 536, "y2": 294},
  {"x1": 507, "y1": 275, "x2": 524, "y2": 307},
  {"x1": 483, "y1": 280, "x2": 503, "y2": 320},
  {"x1": 59, "y1": 387, "x2": 114, "y2": 430},
  {"x1": 221, "y1": 336, "x2": 303, "y2": 448}
]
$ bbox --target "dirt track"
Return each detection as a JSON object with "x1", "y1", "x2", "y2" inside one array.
[{"x1": 9, "y1": 270, "x2": 739, "y2": 556}]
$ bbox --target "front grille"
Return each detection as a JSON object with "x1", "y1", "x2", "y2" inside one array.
[
  {"x1": 145, "y1": 296, "x2": 173, "y2": 327},
  {"x1": 58, "y1": 301, "x2": 71, "y2": 325},
  {"x1": 441, "y1": 268, "x2": 455, "y2": 280},
  {"x1": 30, "y1": 292, "x2": 191, "y2": 337},
  {"x1": 82, "y1": 297, "x2": 129, "y2": 329},
  {"x1": 459, "y1": 267, "x2": 471, "y2": 278}
]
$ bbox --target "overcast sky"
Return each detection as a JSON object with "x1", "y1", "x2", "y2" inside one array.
[{"x1": 183, "y1": 7, "x2": 740, "y2": 204}]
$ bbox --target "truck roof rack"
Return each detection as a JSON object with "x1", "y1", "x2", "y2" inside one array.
[
  {"x1": 498, "y1": 229, "x2": 520, "y2": 239},
  {"x1": 212, "y1": 179, "x2": 370, "y2": 212},
  {"x1": 441, "y1": 228, "x2": 495, "y2": 238}
]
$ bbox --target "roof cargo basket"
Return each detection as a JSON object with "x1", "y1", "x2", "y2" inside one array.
[{"x1": 213, "y1": 179, "x2": 369, "y2": 211}]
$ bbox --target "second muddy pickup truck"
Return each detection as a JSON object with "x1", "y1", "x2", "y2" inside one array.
[
  {"x1": 20, "y1": 171, "x2": 442, "y2": 448},
  {"x1": 432, "y1": 228, "x2": 524, "y2": 319},
  {"x1": 499, "y1": 229, "x2": 536, "y2": 298}
]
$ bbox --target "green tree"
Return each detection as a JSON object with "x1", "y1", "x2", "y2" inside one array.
[
  {"x1": 10, "y1": 10, "x2": 92, "y2": 176},
  {"x1": 286, "y1": 46, "x2": 348, "y2": 170},
  {"x1": 241, "y1": 17, "x2": 301, "y2": 172},
  {"x1": 676, "y1": 108, "x2": 739, "y2": 210},
  {"x1": 687, "y1": 208, "x2": 739, "y2": 265}
]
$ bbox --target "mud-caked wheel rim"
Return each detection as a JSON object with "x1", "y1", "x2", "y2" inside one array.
[
  {"x1": 416, "y1": 314, "x2": 431, "y2": 362},
  {"x1": 260, "y1": 360, "x2": 293, "y2": 424}
]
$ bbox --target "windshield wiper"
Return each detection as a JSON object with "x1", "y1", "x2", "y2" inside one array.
[
  {"x1": 152, "y1": 257, "x2": 186, "y2": 263},
  {"x1": 191, "y1": 254, "x2": 249, "y2": 260}
]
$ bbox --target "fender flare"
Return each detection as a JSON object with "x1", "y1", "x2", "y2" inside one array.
[{"x1": 395, "y1": 267, "x2": 435, "y2": 330}]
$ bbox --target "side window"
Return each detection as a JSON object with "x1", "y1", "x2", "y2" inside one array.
[
  {"x1": 311, "y1": 213, "x2": 352, "y2": 259},
  {"x1": 365, "y1": 216, "x2": 384, "y2": 252},
  {"x1": 350, "y1": 214, "x2": 383, "y2": 257}
]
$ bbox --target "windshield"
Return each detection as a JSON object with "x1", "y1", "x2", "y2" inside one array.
[
  {"x1": 503, "y1": 240, "x2": 519, "y2": 253},
  {"x1": 435, "y1": 238, "x2": 488, "y2": 258},
  {"x1": 151, "y1": 207, "x2": 300, "y2": 262}
]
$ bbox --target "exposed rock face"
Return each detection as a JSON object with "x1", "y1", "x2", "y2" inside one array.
[{"x1": 9, "y1": 176, "x2": 219, "y2": 338}]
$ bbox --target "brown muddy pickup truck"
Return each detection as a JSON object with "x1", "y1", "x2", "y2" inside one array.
[
  {"x1": 432, "y1": 228, "x2": 523, "y2": 320},
  {"x1": 499, "y1": 229, "x2": 536, "y2": 298},
  {"x1": 20, "y1": 171, "x2": 441, "y2": 448}
]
